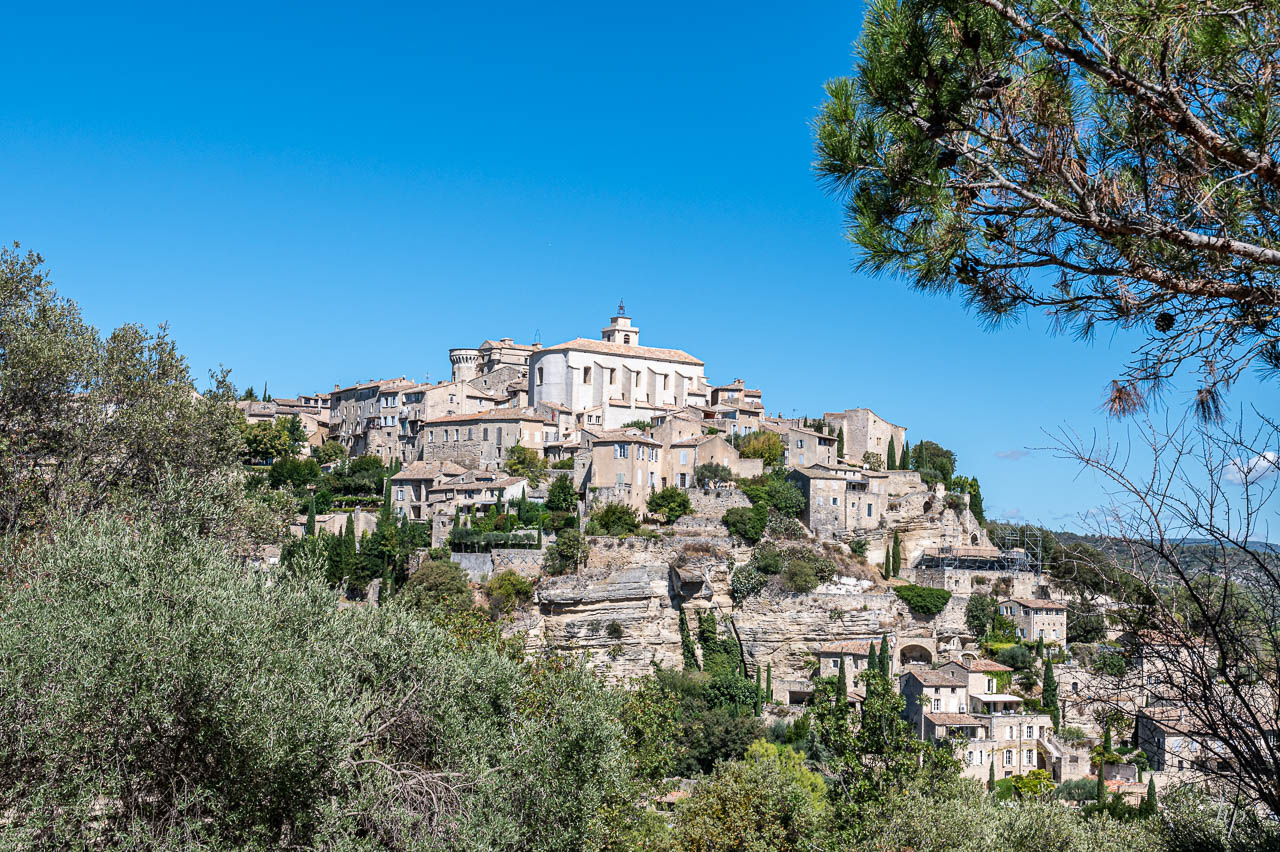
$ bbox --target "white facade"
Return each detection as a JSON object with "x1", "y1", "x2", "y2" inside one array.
[{"x1": 529, "y1": 305, "x2": 708, "y2": 429}]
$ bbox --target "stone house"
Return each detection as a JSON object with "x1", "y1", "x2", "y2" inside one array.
[
  {"x1": 664, "y1": 433, "x2": 762, "y2": 487},
  {"x1": 788, "y1": 465, "x2": 890, "y2": 537},
  {"x1": 937, "y1": 658, "x2": 1014, "y2": 698},
  {"x1": 999, "y1": 598, "x2": 1068, "y2": 643},
  {"x1": 764, "y1": 419, "x2": 837, "y2": 468},
  {"x1": 824, "y1": 407, "x2": 907, "y2": 466},
  {"x1": 328, "y1": 377, "x2": 418, "y2": 461},
  {"x1": 429, "y1": 470, "x2": 529, "y2": 515},
  {"x1": 449, "y1": 337, "x2": 540, "y2": 383},
  {"x1": 528, "y1": 304, "x2": 710, "y2": 427},
  {"x1": 817, "y1": 640, "x2": 889, "y2": 687},
  {"x1": 583, "y1": 429, "x2": 664, "y2": 513},
  {"x1": 416, "y1": 409, "x2": 553, "y2": 469},
  {"x1": 389, "y1": 460, "x2": 468, "y2": 521},
  {"x1": 1135, "y1": 705, "x2": 1223, "y2": 777},
  {"x1": 900, "y1": 670, "x2": 970, "y2": 732},
  {"x1": 709, "y1": 379, "x2": 763, "y2": 410}
]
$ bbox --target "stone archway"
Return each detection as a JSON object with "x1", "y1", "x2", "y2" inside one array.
[{"x1": 898, "y1": 643, "x2": 934, "y2": 666}]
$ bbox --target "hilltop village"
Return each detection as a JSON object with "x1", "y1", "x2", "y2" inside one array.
[{"x1": 245, "y1": 302, "x2": 1213, "y2": 804}]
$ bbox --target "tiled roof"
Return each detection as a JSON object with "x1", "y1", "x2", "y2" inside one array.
[
  {"x1": 391, "y1": 461, "x2": 469, "y2": 481},
  {"x1": 948, "y1": 659, "x2": 1014, "y2": 673},
  {"x1": 1006, "y1": 598, "x2": 1067, "y2": 610},
  {"x1": 820, "y1": 640, "x2": 873, "y2": 655},
  {"x1": 420, "y1": 408, "x2": 551, "y2": 425},
  {"x1": 589, "y1": 429, "x2": 661, "y2": 446},
  {"x1": 926, "y1": 712, "x2": 984, "y2": 727},
  {"x1": 534, "y1": 337, "x2": 704, "y2": 366},
  {"x1": 905, "y1": 670, "x2": 967, "y2": 688},
  {"x1": 792, "y1": 465, "x2": 846, "y2": 480}
]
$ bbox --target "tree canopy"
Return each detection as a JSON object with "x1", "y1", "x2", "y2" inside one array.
[{"x1": 815, "y1": 0, "x2": 1280, "y2": 417}]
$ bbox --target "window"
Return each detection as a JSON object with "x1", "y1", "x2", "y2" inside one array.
[
  {"x1": 867, "y1": 505, "x2": 873, "y2": 517},
  {"x1": 536, "y1": 367, "x2": 543, "y2": 384},
  {"x1": 650, "y1": 447, "x2": 658, "y2": 461},
  {"x1": 396, "y1": 488, "x2": 404, "y2": 501},
  {"x1": 797, "y1": 439, "x2": 805, "y2": 448},
  {"x1": 649, "y1": 471, "x2": 655, "y2": 487},
  {"x1": 1025, "y1": 749, "x2": 1034, "y2": 764},
  {"x1": 679, "y1": 472, "x2": 688, "y2": 487},
  {"x1": 680, "y1": 450, "x2": 688, "y2": 465},
  {"x1": 1071, "y1": 681, "x2": 1079, "y2": 694},
  {"x1": 1025, "y1": 726, "x2": 1034, "y2": 738},
  {"x1": 583, "y1": 367, "x2": 592, "y2": 383},
  {"x1": 467, "y1": 427, "x2": 473, "y2": 441},
  {"x1": 623, "y1": 334, "x2": 630, "y2": 344},
  {"x1": 616, "y1": 472, "x2": 625, "y2": 485},
  {"x1": 932, "y1": 698, "x2": 940, "y2": 711},
  {"x1": 1004, "y1": 750, "x2": 1013, "y2": 766},
  {"x1": 483, "y1": 428, "x2": 489, "y2": 441},
  {"x1": 831, "y1": 497, "x2": 838, "y2": 505},
  {"x1": 986, "y1": 678, "x2": 995, "y2": 692}
]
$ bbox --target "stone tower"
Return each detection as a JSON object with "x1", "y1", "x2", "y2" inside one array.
[
  {"x1": 600, "y1": 299, "x2": 639, "y2": 347},
  {"x1": 449, "y1": 347, "x2": 480, "y2": 382}
]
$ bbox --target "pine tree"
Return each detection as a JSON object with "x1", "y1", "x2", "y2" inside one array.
[
  {"x1": 1042, "y1": 658, "x2": 1060, "y2": 732},
  {"x1": 988, "y1": 759, "x2": 996, "y2": 792},
  {"x1": 891, "y1": 531, "x2": 902, "y2": 577},
  {"x1": 887, "y1": 435, "x2": 897, "y2": 470},
  {"x1": 880, "y1": 635, "x2": 891, "y2": 676},
  {"x1": 1140, "y1": 777, "x2": 1157, "y2": 816},
  {"x1": 765, "y1": 663, "x2": 772, "y2": 703},
  {"x1": 899, "y1": 440, "x2": 909, "y2": 471},
  {"x1": 306, "y1": 496, "x2": 316, "y2": 537},
  {"x1": 836, "y1": 657, "x2": 848, "y2": 706},
  {"x1": 679, "y1": 610, "x2": 699, "y2": 670},
  {"x1": 754, "y1": 667, "x2": 763, "y2": 716}
]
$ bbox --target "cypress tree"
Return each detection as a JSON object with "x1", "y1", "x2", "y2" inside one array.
[
  {"x1": 891, "y1": 531, "x2": 902, "y2": 577},
  {"x1": 899, "y1": 440, "x2": 909, "y2": 471},
  {"x1": 836, "y1": 429, "x2": 844, "y2": 460},
  {"x1": 887, "y1": 435, "x2": 897, "y2": 470},
  {"x1": 1103, "y1": 721, "x2": 1113, "y2": 754},
  {"x1": 754, "y1": 667, "x2": 763, "y2": 716},
  {"x1": 765, "y1": 663, "x2": 772, "y2": 703},
  {"x1": 867, "y1": 643, "x2": 878, "y2": 676},
  {"x1": 988, "y1": 759, "x2": 995, "y2": 792},
  {"x1": 679, "y1": 610, "x2": 699, "y2": 670},
  {"x1": 1035, "y1": 635, "x2": 1044, "y2": 658},
  {"x1": 880, "y1": 635, "x2": 891, "y2": 676},
  {"x1": 1096, "y1": 761, "x2": 1107, "y2": 805},
  {"x1": 1042, "y1": 658, "x2": 1060, "y2": 732},
  {"x1": 306, "y1": 496, "x2": 316, "y2": 537},
  {"x1": 884, "y1": 544, "x2": 892, "y2": 580},
  {"x1": 836, "y1": 657, "x2": 847, "y2": 706},
  {"x1": 1140, "y1": 777, "x2": 1157, "y2": 816}
]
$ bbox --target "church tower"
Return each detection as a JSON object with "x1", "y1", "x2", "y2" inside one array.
[{"x1": 600, "y1": 299, "x2": 640, "y2": 347}]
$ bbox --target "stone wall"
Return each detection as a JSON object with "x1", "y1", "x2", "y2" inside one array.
[{"x1": 687, "y1": 486, "x2": 751, "y2": 514}]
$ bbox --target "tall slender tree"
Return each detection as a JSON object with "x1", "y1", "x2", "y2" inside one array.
[
  {"x1": 765, "y1": 663, "x2": 772, "y2": 704},
  {"x1": 1140, "y1": 777, "x2": 1157, "y2": 817},
  {"x1": 886, "y1": 436, "x2": 897, "y2": 470},
  {"x1": 305, "y1": 495, "x2": 316, "y2": 537},
  {"x1": 1042, "y1": 658, "x2": 1060, "y2": 732},
  {"x1": 836, "y1": 657, "x2": 848, "y2": 707},
  {"x1": 679, "y1": 610, "x2": 699, "y2": 671},
  {"x1": 754, "y1": 666, "x2": 763, "y2": 716},
  {"x1": 988, "y1": 759, "x2": 995, "y2": 792},
  {"x1": 836, "y1": 429, "x2": 844, "y2": 460},
  {"x1": 899, "y1": 440, "x2": 909, "y2": 471},
  {"x1": 891, "y1": 531, "x2": 902, "y2": 578},
  {"x1": 883, "y1": 544, "x2": 892, "y2": 580},
  {"x1": 879, "y1": 635, "x2": 891, "y2": 677}
]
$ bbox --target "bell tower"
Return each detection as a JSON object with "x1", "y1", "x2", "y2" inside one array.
[{"x1": 601, "y1": 299, "x2": 639, "y2": 347}]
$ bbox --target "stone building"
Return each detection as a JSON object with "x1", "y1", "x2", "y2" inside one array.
[
  {"x1": 764, "y1": 419, "x2": 837, "y2": 468},
  {"x1": 416, "y1": 408, "x2": 554, "y2": 469},
  {"x1": 582, "y1": 429, "x2": 664, "y2": 513},
  {"x1": 529, "y1": 303, "x2": 710, "y2": 428},
  {"x1": 788, "y1": 465, "x2": 890, "y2": 536},
  {"x1": 999, "y1": 598, "x2": 1068, "y2": 643},
  {"x1": 389, "y1": 460, "x2": 468, "y2": 521},
  {"x1": 449, "y1": 337, "x2": 540, "y2": 383},
  {"x1": 328, "y1": 377, "x2": 418, "y2": 461},
  {"x1": 824, "y1": 408, "x2": 907, "y2": 466}
]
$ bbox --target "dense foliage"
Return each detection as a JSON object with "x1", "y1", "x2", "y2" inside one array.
[{"x1": 893, "y1": 584, "x2": 952, "y2": 617}]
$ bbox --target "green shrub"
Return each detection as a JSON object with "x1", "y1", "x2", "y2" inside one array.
[
  {"x1": 590, "y1": 503, "x2": 640, "y2": 536},
  {"x1": 694, "y1": 463, "x2": 734, "y2": 487},
  {"x1": 723, "y1": 505, "x2": 767, "y2": 543},
  {"x1": 606, "y1": 620, "x2": 624, "y2": 640},
  {"x1": 730, "y1": 565, "x2": 767, "y2": 602},
  {"x1": 892, "y1": 584, "x2": 952, "y2": 617},
  {"x1": 647, "y1": 487, "x2": 692, "y2": 524},
  {"x1": 550, "y1": 458, "x2": 575, "y2": 470},
  {"x1": 781, "y1": 561, "x2": 819, "y2": 594},
  {"x1": 545, "y1": 529, "x2": 589, "y2": 576},
  {"x1": 486, "y1": 569, "x2": 534, "y2": 614},
  {"x1": 847, "y1": 538, "x2": 868, "y2": 558},
  {"x1": 765, "y1": 511, "x2": 805, "y2": 540}
]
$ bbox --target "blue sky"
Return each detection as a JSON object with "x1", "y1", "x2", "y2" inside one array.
[{"x1": 2, "y1": 1, "x2": 1273, "y2": 531}]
